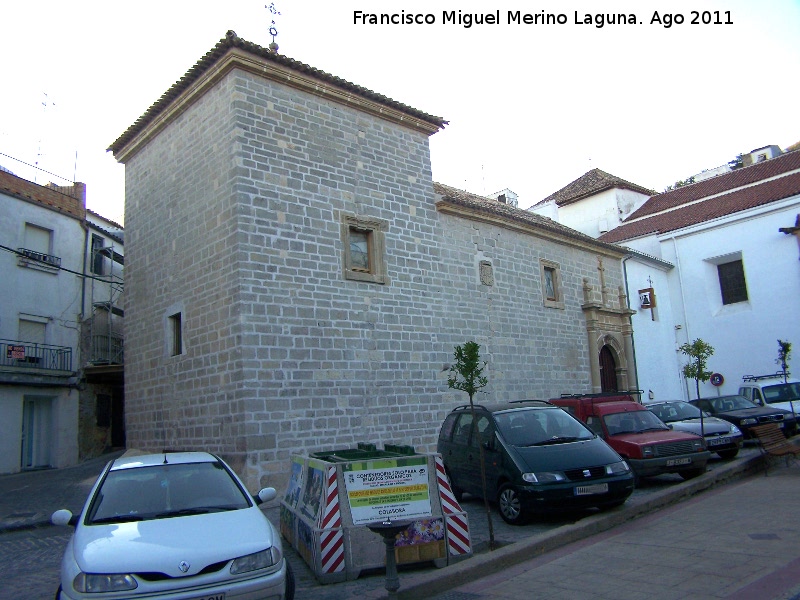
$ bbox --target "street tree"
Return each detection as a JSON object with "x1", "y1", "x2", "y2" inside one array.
[
  {"x1": 776, "y1": 339, "x2": 792, "y2": 383},
  {"x1": 447, "y1": 341, "x2": 495, "y2": 549},
  {"x1": 679, "y1": 339, "x2": 715, "y2": 400}
]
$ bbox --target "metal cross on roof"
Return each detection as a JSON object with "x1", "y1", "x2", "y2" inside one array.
[{"x1": 266, "y1": 2, "x2": 281, "y2": 50}]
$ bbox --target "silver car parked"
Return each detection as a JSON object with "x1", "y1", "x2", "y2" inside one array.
[
  {"x1": 646, "y1": 401, "x2": 743, "y2": 459},
  {"x1": 52, "y1": 451, "x2": 294, "y2": 600}
]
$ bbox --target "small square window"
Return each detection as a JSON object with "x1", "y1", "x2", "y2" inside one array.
[
  {"x1": 540, "y1": 260, "x2": 564, "y2": 309},
  {"x1": 718, "y1": 260, "x2": 748, "y2": 305},
  {"x1": 341, "y1": 215, "x2": 388, "y2": 284}
]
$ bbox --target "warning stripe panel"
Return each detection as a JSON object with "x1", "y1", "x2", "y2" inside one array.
[
  {"x1": 320, "y1": 465, "x2": 341, "y2": 529},
  {"x1": 446, "y1": 513, "x2": 470, "y2": 555},
  {"x1": 435, "y1": 455, "x2": 464, "y2": 515},
  {"x1": 320, "y1": 529, "x2": 345, "y2": 573}
]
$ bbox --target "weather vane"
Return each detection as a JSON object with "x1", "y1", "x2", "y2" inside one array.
[{"x1": 266, "y1": 2, "x2": 281, "y2": 51}]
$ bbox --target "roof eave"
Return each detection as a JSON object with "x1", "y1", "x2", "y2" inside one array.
[
  {"x1": 436, "y1": 197, "x2": 628, "y2": 258},
  {"x1": 110, "y1": 35, "x2": 446, "y2": 163}
]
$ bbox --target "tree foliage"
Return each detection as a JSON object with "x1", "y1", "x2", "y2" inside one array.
[
  {"x1": 679, "y1": 338, "x2": 714, "y2": 399},
  {"x1": 663, "y1": 175, "x2": 696, "y2": 192},
  {"x1": 447, "y1": 341, "x2": 488, "y2": 399},
  {"x1": 777, "y1": 339, "x2": 792, "y2": 383},
  {"x1": 728, "y1": 153, "x2": 744, "y2": 170}
]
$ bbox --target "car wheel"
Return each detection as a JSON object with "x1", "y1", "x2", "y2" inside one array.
[
  {"x1": 679, "y1": 467, "x2": 705, "y2": 480},
  {"x1": 716, "y1": 448, "x2": 739, "y2": 460},
  {"x1": 284, "y1": 560, "x2": 295, "y2": 600},
  {"x1": 497, "y1": 484, "x2": 526, "y2": 525}
]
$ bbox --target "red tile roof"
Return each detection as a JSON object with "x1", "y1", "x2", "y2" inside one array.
[
  {"x1": 599, "y1": 170, "x2": 800, "y2": 243},
  {"x1": 627, "y1": 150, "x2": 800, "y2": 220}
]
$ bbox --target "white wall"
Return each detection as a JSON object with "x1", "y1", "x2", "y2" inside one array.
[
  {"x1": 657, "y1": 198, "x2": 800, "y2": 399},
  {"x1": 554, "y1": 188, "x2": 649, "y2": 238},
  {"x1": 0, "y1": 191, "x2": 83, "y2": 473},
  {"x1": 623, "y1": 257, "x2": 685, "y2": 401}
]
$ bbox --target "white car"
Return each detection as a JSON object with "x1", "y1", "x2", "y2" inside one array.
[
  {"x1": 739, "y1": 374, "x2": 800, "y2": 419},
  {"x1": 51, "y1": 451, "x2": 294, "y2": 600}
]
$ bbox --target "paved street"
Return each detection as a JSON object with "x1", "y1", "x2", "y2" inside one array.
[
  {"x1": 1, "y1": 444, "x2": 798, "y2": 599},
  {"x1": 422, "y1": 466, "x2": 800, "y2": 600}
]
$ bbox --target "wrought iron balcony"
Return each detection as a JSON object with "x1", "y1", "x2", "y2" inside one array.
[
  {"x1": 17, "y1": 248, "x2": 62, "y2": 268},
  {"x1": 0, "y1": 339, "x2": 72, "y2": 372}
]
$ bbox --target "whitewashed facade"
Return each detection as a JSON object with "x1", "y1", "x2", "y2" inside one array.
[
  {"x1": 602, "y1": 152, "x2": 800, "y2": 399},
  {"x1": 0, "y1": 172, "x2": 84, "y2": 473}
]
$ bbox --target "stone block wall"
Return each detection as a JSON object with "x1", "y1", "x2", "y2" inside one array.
[{"x1": 124, "y1": 67, "x2": 623, "y2": 490}]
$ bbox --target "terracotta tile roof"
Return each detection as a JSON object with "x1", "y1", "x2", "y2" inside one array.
[
  {"x1": 434, "y1": 182, "x2": 627, "y2": 255},
  {"x1": 628, "y1": 150, "x2": 800, "y2": 220},
  {"x1": 109, "y1": 31, "x2": 447, "y2": 155},
  {"x1": 531, "y1": 168, "x2": 654, "y2": 208},
  {"x1": 599, "y1": 170, "x2": 800, "y2": 243}
]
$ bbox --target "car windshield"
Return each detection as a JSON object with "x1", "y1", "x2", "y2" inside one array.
[
  {"x1": 87, "y1": 461, "x2": 251, "y2": 524},
  {"x1": 604, "y1": 410, "x2": 669, "y2": 435},
  {"x1": 709, "y1": 395, "x2": 757, "y2": 411},
  {"x1": 494, "y1": 408, "x2": 594, "y2": 446},
  {"x1": 763, "y1": 383, "x2": 800, "y2": 404},
  {"x1": 649, "y1": 402, "x2": 702, "y2": 422}
]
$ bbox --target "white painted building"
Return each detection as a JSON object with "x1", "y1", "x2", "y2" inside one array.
[
  {"x1": 0, "y1": 169, "x2": 125, "y2": 474},
  {"x1": 0, "y1": 171, "x2": 85, "y2": 473},
  {"x1": 601, "y1": 150, "x2": 800, "y2": 400},
  {"x1": 531, "y1": 150, "x2": 800, "y2": 402},
  {"x1": 529, "y1": 169, "x2": 653, "y2": 238}
]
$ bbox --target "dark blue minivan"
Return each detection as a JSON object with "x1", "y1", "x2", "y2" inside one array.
[{"x1": 437, "y1": 400, "x2": 635, "y2": 524}]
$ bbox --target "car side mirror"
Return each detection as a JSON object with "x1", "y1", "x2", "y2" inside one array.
[
  {"x1": 255, "y1": 487, "x2": 277, "y2": 505},
  {"x1": 667, "y1": 424, "x2": 673, "y2": 429},
  {"x1": 51, "y1": 509, "x2": 78, "y2": 528}
]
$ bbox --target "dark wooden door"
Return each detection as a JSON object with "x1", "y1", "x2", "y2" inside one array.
[{"x1": 599, "y1": 345, "x2": 618, "y2": 392}]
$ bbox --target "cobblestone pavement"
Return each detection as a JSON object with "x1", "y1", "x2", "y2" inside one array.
[{"x1": 0, "y1": 446, "x2": 768, "y2": 600}]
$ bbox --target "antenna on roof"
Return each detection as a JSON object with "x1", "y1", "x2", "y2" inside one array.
[{"x1": 266, "y1": 2, "x2": 281, "y2": 52}]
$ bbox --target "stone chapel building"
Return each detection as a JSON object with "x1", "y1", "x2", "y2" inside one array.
[{"x1": 109, "y1": 31, "x2": 636, "y2": 489}]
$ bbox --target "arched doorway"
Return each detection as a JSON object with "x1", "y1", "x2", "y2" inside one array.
[{"x1": 599, "y1": 345, "x2": 618, "y2": 392}]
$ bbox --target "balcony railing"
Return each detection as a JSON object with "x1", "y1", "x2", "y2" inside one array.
[
  {"x1": 17, "y1": 248, "x2": 62, "y2": 268},
  {"x1": 89, "y1": 333, "x2": 124, "y2": 365},
  {"x1": 1, "y1": 339, "x2": 72, "y2": 372}
]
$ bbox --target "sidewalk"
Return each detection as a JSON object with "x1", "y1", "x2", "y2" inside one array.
[{"x1": 423, "y1": 465, "x2": 800, "y2": 600}]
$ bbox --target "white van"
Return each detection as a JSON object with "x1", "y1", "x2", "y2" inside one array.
[{"x1": 739, "y1": 373, "x2": 800, "y2": 419}]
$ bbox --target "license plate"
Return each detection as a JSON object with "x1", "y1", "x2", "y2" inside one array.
[
  {"x1": 189, "y1": 594, "x2": 225, "y2": 600},
  {"x1": 666, "y1": 457, "x2": 692, "y2": 466},
  {"x1": 575, "y1": 483, "x2": 608, "y2": 496},
  {"x1": 708, "y1": 437, "x2": 730, "y2": 446}
]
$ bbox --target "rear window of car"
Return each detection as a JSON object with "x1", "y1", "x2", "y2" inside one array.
[{"x1": 87, "y1": 461, "x2": 251, "y2": 524}]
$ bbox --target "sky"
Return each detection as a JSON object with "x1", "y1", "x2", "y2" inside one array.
[{"x1": 1, "y1": 0, "x2": 799, "y2": 225}]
